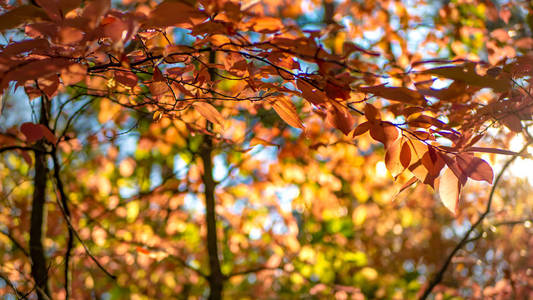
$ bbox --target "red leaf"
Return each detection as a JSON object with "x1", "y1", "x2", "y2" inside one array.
[
  {"x1": 456, "y1": 154, "x2": 494, "y2": 184},
  {"x1": 21, "y1": 122, "x2": 44, "y2": 143}
]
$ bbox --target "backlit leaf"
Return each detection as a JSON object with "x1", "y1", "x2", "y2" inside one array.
[
  {"x1": 438, "y1": 167, "x2": 462, "y2": 215},
  {"x1": 193, "y1": 102, "x2": 224, "y2": 127},
  {"x1": 272, "y1": 98, "x2": 304, "y2": 129}
]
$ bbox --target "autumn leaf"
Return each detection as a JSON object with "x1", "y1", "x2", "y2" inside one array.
[
  {"x1": 193, "y1": 102, "x2": 224, "y2": 127},
  {"x1": 385, "y1": 138, "x2": 404, "y2": 178},
  {"x1": 147, "y1": 0, "x2": 206, "y2": 27},
  {"x1": 0, "y1": 5, "x2": 49, "y2": 32},
  {"x1": 326, "y1": 105, "x2": 354, "y2": 135},
  {"x1": 364, "y1": 103, "x2": 380, "y2": 122},
  {"x1": 296, "y1": 79, "x2": 326, "y2": 106},
  {"x1": 352, "y1": 121, "x2": 371, "y2": 137},
  {"x1": 271, "y1": 98, "x2": 304, "y2": 129},
  {"x1": 20, "y1": 122, "x2": 56, "y2": 144},
  {"x1": 456, "y1": 153, "x2": 494, "y2": 184},
  {"x1": 438, "y1": 167, "x2": 462, "y2": 215},
  {"x1": 114, "y1": 70, "x2": 138, "y2": 87},
  {"x1": 359, "y1": 84, "x2": 426, "y2": 105},
  {"x1": 369, "y1": 121, "x2": 399, "y2": 148},
  {"x1": 423, "y1": 63, "x2": 511, "y2": 93}
]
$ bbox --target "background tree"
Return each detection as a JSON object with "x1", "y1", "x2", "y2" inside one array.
[{"x1": 0, "y1": 0, "x2": 532, "y2": 299}]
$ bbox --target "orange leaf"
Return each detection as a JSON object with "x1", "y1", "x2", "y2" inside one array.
[
  {"x1": 369, "y1": 122, "x2": 398, "y2": 148},
  {"x1": 438, "y1": 167, "x2": 462, "y2": 215},
  {"x1": 251, "y1": 17, "x2": 282, "y2": 33},
  {"x1": 385, "y1": 138, "x2": 404, "y2": 178},
  {"x1": 326, "y1": 105, "x2": 354, "y2": 135},
  {"x1": 192, "y1": 102, "x2": 224, "y2": 127},
  {"x1": 136, "y1": 246, "x2": 150, "y2": 254},
  {"x1": 148, "y1": 1, "x2": 205, "y2": 27},
  {"x1": 364, "y1": 103, "x2": 380, "y2": 121},
  {"x1": 272, "y1": 98, "x2": 304, "y2": 129},
  {"x1": 359, "y1": 84, "x2": 426, "y2": 105},
  {"x1": 296, "y1": 79, "x2": 326, "y2": 106}
]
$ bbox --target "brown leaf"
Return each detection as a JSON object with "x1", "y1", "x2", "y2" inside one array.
[
  {"x1": 439, "y1": 153, "x2": 468, "y2": 185},
  {"x1": 423, "y1": 63, "x2": 511, "y2": 93},
  {"x1": 501, "y1": 114, "x2": 522, "y2": 132},
  {"x1": 114, "y1": 70, "x2": 138, "y2": 87},
  {"x1": 0, "y1": 5, "x2": 49, "y2": 32},
  {"x1": 393, "y1": 176, "x2": 419, "y2": 199}
]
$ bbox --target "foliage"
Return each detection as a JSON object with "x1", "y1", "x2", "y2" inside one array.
[{"x1": 0, "y1": 0, "x2": 532, "y2": 299}]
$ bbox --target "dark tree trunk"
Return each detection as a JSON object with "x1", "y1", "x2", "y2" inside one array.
[
  {"x1": 199, "y1": 135, "x2": 224, "y2": 300},
  {"x1": 29, "y1": 97, "x2": 51, "y2": 300}
]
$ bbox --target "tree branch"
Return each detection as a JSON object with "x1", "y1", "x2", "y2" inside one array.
[
  {"x1": 419, "y1": 141, "x2": 532, "y2": 299},
  {"x1": 51, "y1": 148, "x2": 75, "y2": 299}
]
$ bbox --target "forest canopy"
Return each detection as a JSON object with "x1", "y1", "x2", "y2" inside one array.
[{"x1": 0, "y1": 0, "x2": 532, "y2": 299}]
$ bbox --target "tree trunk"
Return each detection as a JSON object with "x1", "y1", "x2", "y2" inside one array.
[
  {"x1": 199, "y1": 135, "x2": 224, "y2": 300},
  {"x1": 29, "y1": 97, "x2": 51, "y2": 300}
]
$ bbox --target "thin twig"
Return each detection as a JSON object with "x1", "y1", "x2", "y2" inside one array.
[{"x1": 419, "y1": 141, "x2": 532, "y2": 299}]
